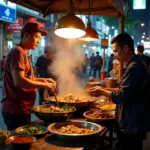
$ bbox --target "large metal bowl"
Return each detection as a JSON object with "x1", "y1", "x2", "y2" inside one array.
[
  {"x1": 83, "y1": 109, "x2": 115, "y2": 123},
  {"x1": 32, "y1": 104, "x2": 76, "y2": 122},
  {"x1": 46, "y1": 96, "x2": 97, "y2": 109},
  {"x1": 47, "y1": 121, "x2": 104, "y2": 140}
]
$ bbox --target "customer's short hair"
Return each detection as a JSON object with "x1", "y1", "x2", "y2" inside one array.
[
  {"x1": 137, "y1": 45, "x2": 144, "y2": 52},
  {"x1": 111, "y1": 32, "x2": 134, "y2": 51}
]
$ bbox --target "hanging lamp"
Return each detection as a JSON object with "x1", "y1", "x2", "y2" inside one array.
[
  {"x1": 54, "y1": 0, "x2": 86, "y2": 39},
  {"x1": 80, "y1": 0, "x2": 98, "y2": 41}
]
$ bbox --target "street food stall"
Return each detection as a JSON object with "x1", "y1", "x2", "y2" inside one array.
[{"x1": 0, "y1": 0, "x2": 127, "y2": 149}]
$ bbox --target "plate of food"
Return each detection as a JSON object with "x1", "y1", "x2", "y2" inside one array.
[
  {"x1": 96, "y1": 103, "x2": 116, "y2": 111},
  {"x1": 83, "y1": 109, "x2": 115, "y2": 123},
  {"x1": 47, "y1": 121, "x2": 104, "y2": 140},
  {"x1": 32, "y1": 104, "x2": 76, "y2": 122},
  {"x1": 15, "y1": 125, "x2": 48, "y2": 137}
]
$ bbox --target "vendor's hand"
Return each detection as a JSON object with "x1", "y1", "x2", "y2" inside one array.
[
  {"x1": 46, "y1": 78, "x2": 56, "y2": 85},
  {"x1": 44, "y1": 83, "x2": 57, "y2": 94},
  {"x1": 87, "y1": 86, "x2": 104, "y2": 97}
]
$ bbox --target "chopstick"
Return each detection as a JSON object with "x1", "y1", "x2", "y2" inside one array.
[{"x1": 54, "y1": 93, "x2": 60, "y2": 107}]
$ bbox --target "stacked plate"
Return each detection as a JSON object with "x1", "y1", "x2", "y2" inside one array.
[{"x1": 104, "y1": 78, "x2": 118, "y2": 88}]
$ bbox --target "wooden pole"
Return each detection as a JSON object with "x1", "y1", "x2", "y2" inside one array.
[{"x1": 119, "y1": 16, "x2": 125, "y2": 80}]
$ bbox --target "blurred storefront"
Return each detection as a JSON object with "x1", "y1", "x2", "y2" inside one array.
[
  {"x1": 0, "y1": 0, "x2": 50, "y2": 65},
  {"x1": 0, "y1": 0, "x2": 16, "y2": 58}
]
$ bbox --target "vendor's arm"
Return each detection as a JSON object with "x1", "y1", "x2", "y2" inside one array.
[
  {"x1": 10, "y1": 50, "x2": 56, "y2": 93},
  {"x1": 34, "y1": 77, "x2": 56, "y2": 84},
  {"x1": 12, "y1": 69, "x2": 56, "y2": 93}
]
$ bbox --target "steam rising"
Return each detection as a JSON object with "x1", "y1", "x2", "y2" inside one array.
[{"x1": 49, "y1": 35, "x2": 87, "y2": 96}]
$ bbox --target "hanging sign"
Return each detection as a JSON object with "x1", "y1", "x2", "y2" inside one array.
[{"x1": 101, "y1": 39, "x2": 108, "y2": 48}]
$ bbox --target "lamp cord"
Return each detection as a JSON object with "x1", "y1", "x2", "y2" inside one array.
[
  {"x1": 88, "y1": 0, "x2": 91, "y2": 19},
  {"x1": 75, "y1": 0, "x2": 94, "y2": 21}
]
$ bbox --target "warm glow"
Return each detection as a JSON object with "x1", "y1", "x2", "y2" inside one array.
[
  {"x1": 54, "y1": 28, "x2": 85, "y2": 39},
  {"x1": 80, "y1": 37, "x2": 98, "y2": 42},
  {"x1": 141, "y1": 23, "x2": 145, "y2": 27},
  {"x1": 91, "y1": 46, "x2": 96, "y2": 50}
]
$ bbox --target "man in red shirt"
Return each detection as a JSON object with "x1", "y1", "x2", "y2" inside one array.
[{"x1": 1, "y1": 22, "x2": 56, "y2": 130}]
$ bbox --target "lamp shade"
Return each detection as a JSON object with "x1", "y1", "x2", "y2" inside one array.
[
  {"x1": 54, "y1": 14, "x2": 86, "y2": 39},
  {"x1": 80, "y1": 21, "x2": 98, "y2": 41}
]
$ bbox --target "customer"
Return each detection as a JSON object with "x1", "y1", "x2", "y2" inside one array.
[
  {"x1": 88, "y1": 33, "x2": 150, "y2": 150},
  {"x1": 1, "y1": 22, "x2": 57, "y2": 130},
  {"x1": 137, "y1": 44, "x2": 150, "y2": 70},
  {"x1": 82, "y1": 53, "x2": 89, "y2": 74},
  {"x1": 89, "y1": 53, "x2": 95, "y2": 75},
  {"x1": 35, "y1": 46, "x2": 56, "y2": 105},
  {"x1": 93, "y1": 51, "x2": 103, "y2": 78},
  {"x1": 107, "y1": 53, "x2": 114, "y2": 76}
]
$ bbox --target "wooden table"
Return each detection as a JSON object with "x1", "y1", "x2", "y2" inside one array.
[{"x1": 0, "y1": 118, "x2": 116, "y2": 150}]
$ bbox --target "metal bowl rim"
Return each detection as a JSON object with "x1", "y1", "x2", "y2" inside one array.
[
  {"x1": 47, "y1": 96, "x2": 97, "y2": 104},
  {"x1": 32, "y1": 104, "x2": 76, "y2": 114},
  {"x1": 47, "y1": 121, "x2": 103, "y2": 136}
]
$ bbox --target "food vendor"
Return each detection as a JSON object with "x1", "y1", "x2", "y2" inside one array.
[{"x1": 1, "y1": 22, "x2": 57, "y2": 130}]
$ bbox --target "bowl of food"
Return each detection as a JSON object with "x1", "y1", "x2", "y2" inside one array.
[
  {"x1": 96, "y1": 103, "x2": 116, "y2": 111},
  {"x1": 9, "y1": 135, "x2": 36, "y2": 149},
  {"x1": 0, "y1": 129, "x2": 10, "y2": 145},
  {"x1": 47, "y1": 121, "x2": 104, "y2": 140},
  {"x1": 83, "y1": 109, "x2": 115, "y2": 123},
  {"x1": 46, "y1": 94, "x2": 96, "y2": 109},
  {"x1": 15, "y1": 125, "x2": 48, "y2": 137},
  {"x1": 32, "y1": 104, "x2": 76, "y2": 122}
]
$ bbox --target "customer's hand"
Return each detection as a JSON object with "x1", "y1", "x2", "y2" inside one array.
[
  {"x1": 87, "y1": 86, "x2": 104, "y2": 97},
  {"x1": 44, "y1": 83, "x2": 57, "y2": 94}
]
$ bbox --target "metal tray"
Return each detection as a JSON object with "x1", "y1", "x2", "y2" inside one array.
[{"x1": 47, "y1": 121, "x2": 104, "y2": 140}]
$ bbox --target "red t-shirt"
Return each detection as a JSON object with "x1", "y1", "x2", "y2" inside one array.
[{"x1": 2, "y1": 46, "x2": 36, "y2": 115}]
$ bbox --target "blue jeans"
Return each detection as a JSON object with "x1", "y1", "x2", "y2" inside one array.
[{"x1": 2, "y1": 112, "x2": 31, "y2": 130}]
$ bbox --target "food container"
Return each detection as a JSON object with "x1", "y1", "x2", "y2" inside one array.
[
  {"x1": 32, "y1": 104, "x2": 76, "y2": 122},
  {"x1": 9, "y1": 135, "x2": 36, "y2": 145},
  {"x1": 83, "y1": 109, "x2": 115, "y2": 123},
  {"x1": 0, "y1": 129, "x2": 10, "y2": 145},
  {"x1": 44, "y1": 91, "x2": 97, "y2": 109},
  {"x1": 9, "y1": 135, "x2": 36, "y2": 149},
  {"x1": 47, "y1": 121, "x2": 104, "y2": 141},
  {"x1": 15, "y1": 125, "x2": 48, "y2": 138}
]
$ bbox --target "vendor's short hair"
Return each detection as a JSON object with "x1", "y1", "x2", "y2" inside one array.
[{"x1": 111, "y1": 32, "x2": 134, "y2": 52}]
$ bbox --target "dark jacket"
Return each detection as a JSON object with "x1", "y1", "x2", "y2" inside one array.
[{"x1": 111, "y1": 55, "x2": 150, "y2": 134}]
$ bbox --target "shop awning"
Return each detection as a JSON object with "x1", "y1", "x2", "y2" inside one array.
[{"x1": 8, "y1": 0, "x2": 128, "y2": 17}]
